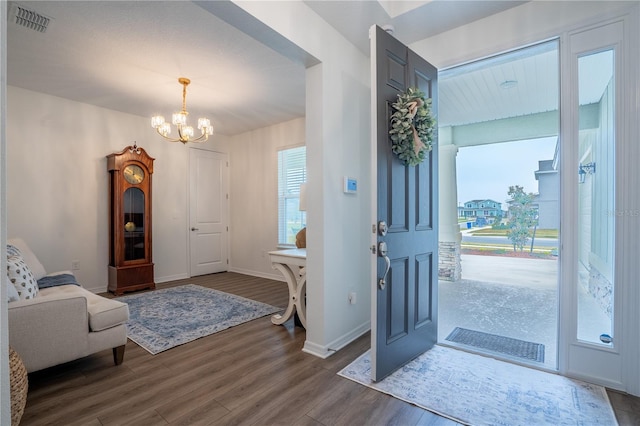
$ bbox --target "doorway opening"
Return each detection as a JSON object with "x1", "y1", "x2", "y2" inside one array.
[{"x1": 437, "y1": 40, "x2": 560, "y2": 370}]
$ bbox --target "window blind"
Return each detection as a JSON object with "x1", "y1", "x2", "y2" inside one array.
[{"x1": 277, "y1": 146, "x2": 306, "y2": 245}]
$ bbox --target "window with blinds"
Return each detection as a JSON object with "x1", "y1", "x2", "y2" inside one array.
[{"x1": 278, "y1": 146, "x2": 306, "y2": 246}]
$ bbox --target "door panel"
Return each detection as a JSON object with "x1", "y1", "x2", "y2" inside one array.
[
  {"x1": 189, "y1": 149, "x2": 228, "y2": 276},
  {"x1": 415, "y1": 253, "x2": 433, "y2": 326},
  {"x1": 388, "y1": 257, "x2": 409, "y2": 342},
  {"x1": 371, "y1": 25, "x2": 439, "y2": 381}
]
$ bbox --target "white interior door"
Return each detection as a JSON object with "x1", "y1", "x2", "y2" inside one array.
[{"x1": 189, "y1": 149, "x2": 228, "y2": 276}]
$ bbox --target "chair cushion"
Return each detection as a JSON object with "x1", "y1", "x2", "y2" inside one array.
[
  {"x1": 39, "y1": 285, "x2": 129, "y2": 332},
  {"x1": 7, "y1": 255, "x2": 39, "y2": 300}
]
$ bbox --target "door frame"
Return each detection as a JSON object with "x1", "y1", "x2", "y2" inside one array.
[{"x1": 558, "y1": 12, "x2": 640, "y2": 393}]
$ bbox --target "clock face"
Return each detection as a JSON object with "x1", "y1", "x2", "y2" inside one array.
[{"x1": 123, "y1": 164, "x2": 145, "y2": 184}]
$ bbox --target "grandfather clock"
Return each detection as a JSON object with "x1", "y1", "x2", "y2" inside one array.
[{"x1": 107, "y1": 143, "x2": 155, "y2": 295}]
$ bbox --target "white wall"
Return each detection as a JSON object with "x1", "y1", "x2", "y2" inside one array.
[
  {"x1": 6, "y1": 86, "x2": 231, "y2": 292},
  {"x1": 235, "y1": 1, "x2": 372, "y2": 356},
  {"x1": 227, "y1": 117, "x2": 305, "y2": 279}
]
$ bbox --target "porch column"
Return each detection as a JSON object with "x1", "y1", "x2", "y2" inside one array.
[{"x1": 438, "y1": 127, "x2": 462, "y2": 281}]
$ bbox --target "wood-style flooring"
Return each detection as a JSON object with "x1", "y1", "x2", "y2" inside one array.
[{"x1": 21, "y1": 272, "x2": 640, "y2": 425}]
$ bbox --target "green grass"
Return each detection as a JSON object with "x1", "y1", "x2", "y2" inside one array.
[
  {"x1": 469, "y1": 228, "x2": 558, "y2": 238},
  {"x1": 461, "y1": 242, "x2": 556, "y2": 257}
]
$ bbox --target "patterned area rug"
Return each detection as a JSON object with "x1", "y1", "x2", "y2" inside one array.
[
  {"x1": 118, "y1": 284, "x2": 281, "y2": 354},
  {"x1": 445, "y1": 327, "x2": 545, "y2": 363},
  {"x1": 338, "y1": 346, "x2": 617, "y2": 425}
]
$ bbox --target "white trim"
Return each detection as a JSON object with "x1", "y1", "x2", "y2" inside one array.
[
  {"x1": 227, "y1": 267, "x2": 284, "y2": 283},
  {"x1": 302, "y1": 320, "x2": 370, "y2": 359},
  {"x1": 0, "y1": 0, "x2": 9, "y2": 422},
  {"x1": 155, "y1": 273, "x2": 190, "y2": 284},
  {"x1": 619, "y1": 3, "x2": 640, "y2": 397}
]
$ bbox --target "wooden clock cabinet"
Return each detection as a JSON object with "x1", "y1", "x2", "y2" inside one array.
[{"x1": 107, "y1": 144, "x2": 155, "y2": 295}]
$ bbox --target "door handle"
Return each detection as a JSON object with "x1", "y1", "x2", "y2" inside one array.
[
  {"x1": 378, "y1": 241, "x2": 390, "y2": 290},
  {"x1": 191, "y1": 227, "x2": 199, "y2": 231}
]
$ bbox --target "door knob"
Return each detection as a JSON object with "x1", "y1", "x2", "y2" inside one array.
[
  {"x1": 191, "y1": 227, "x2": 199, "y2": 231},
  {"x1": 378, "y1": 221, "x2": 388, "y2": 236}
]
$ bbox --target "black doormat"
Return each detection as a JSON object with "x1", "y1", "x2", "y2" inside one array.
[{"x1": 445, "y1": 327, "x2": 545, "y2": 363}]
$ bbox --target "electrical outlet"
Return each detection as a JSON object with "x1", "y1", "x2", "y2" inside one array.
[
  {"x1": 71, "y1": 260, "x2": 80, "y2": 270},
  {"x1": 348, "y1": 292, "x2": 357, "y2": 305}
]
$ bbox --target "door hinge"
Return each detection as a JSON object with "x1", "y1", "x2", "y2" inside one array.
[
  {"x1": 226, "y1": 226, "x2": 229, "y2": 231},
  {"x1": 226, "y1": 161, "x2": 229, "y2": 167},
  {"x1": 226, "y1": 193, "x2": 229, "y2": 200},
  {"x1": 226, "y1": 259, "x2": 229, "y2": 264}
]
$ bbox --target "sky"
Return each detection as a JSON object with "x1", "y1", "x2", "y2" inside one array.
[{"x1": 456, "y1": 136, "x2": 558, "y2": 206}]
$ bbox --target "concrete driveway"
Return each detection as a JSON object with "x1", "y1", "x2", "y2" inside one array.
[{"x1": 460, "y1": 254, "x2": 558, "y2": 289}]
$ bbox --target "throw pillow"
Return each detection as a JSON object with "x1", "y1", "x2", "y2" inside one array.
[
  {"x1": 7, "y1": 281, "x2": 19, "y2": 302},
  {"x1": 7, "y1": 255, "x2": 39, "y2": 300},
  {"x1": 6, "y1": 244, "x2": 22, "y2": 257},
  {"x1": 7, "y1": 239, "x2": 47, "y2": 280}
]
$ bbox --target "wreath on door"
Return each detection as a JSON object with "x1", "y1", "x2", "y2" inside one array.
[{"x1": 389, "y1": 87, "x2": 436, "y2": 166}]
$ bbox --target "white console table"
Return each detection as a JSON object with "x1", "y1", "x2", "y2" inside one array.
[{"x1": 268, "y1": 248, "x2": 306, "y2": 329}]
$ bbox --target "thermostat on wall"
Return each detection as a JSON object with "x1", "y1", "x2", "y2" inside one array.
[{"x1": 344, "y1": 176, "x2": 357, "y2": 194}]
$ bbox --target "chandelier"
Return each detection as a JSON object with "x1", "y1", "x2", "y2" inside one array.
[{"x1": 151, "y1": 77, "x2": 213, "y2": 144}]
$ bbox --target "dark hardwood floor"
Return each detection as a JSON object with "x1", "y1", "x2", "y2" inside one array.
[{"x1": 20, "y1": 273, "x2": 640, "y2": 425}]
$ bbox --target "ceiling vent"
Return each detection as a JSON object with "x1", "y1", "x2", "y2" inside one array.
[{"x1": 9, "y1": 2, "x2": 53, "y2": 33}]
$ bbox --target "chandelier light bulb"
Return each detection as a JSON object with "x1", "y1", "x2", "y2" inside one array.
[{"x1": 172, "y1": 112, "x2": 187, "y2": 126}]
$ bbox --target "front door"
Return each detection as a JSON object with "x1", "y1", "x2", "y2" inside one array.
[
  {"x1": 370, "y1": 25, "x2": 439, "y2": 381},
  {"x1": 189, "y1": 148, "x2": 229, "y2": 276}
]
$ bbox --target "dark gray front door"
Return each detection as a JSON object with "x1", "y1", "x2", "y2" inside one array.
[{"x1": 371, "y1": 25, "x2": 439, "y2": 382}]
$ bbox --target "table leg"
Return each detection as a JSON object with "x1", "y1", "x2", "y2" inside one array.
[
  {"x1": 294, "y1": 275, "x2": 307, "y2": 328},
  {"x1": 271, "y1": 263, "x2": 298, "y2": 325}
]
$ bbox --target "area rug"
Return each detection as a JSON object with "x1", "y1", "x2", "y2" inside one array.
[
  {"x1": 445, "y1": 327, "x2": 545, "y2": 363},
  {"x1": 118, "y1": 284, "x2": 281, "y2": 355},
  {"x1": 338, "y1": 346, "x2": 617, "y2": 425}
]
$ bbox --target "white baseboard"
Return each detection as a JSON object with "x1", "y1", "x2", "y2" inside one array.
[
  {"x1": 85, "y1": 285, "x2": 107, "y2": 294},
  {"x1": 155, "y1": 273, "x2": 189, "y2": 284},
  {"x1": 227, "y1": 267, "x2": 284, "y2": 282},
  {"x1": 302, "y1": 321, "x2": 370, "y2": 359}
]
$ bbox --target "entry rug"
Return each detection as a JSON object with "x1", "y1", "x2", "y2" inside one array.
[
  {"x1": 446, "y1": 327, "x2": 545, "y2": 363},
  {"x1": 118, "y1": 284, "x2": 281, "y2": 355},
  {"x1": 338, "y1": 346, "x2": 617, "y2": 425}
]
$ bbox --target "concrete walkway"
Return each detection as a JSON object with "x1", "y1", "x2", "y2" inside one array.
[{"x1": 438, "y1": 254, "x2": 559, "y2": 369}]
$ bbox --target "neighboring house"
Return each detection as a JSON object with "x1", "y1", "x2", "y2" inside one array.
[
  {"x1": 458, "y1": 199, "x2": 502, "y2": 223},
  {"x1": 533, "y1": 157, "x2": 560, "y2": 229}
]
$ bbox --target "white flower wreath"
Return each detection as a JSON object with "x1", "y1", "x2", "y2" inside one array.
[{"x1": 389, "y1": 87, "x2": 436, "y2": 166}]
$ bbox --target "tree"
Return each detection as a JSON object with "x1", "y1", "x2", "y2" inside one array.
[{"x1": 506, "y1": 185, "x2": 537, "y2": 251}]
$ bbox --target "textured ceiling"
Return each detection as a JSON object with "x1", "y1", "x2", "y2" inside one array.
[
  {"x1": 7, "y1": 1, "x2": 307, "y2": 136},
  {"x1": 7, "y1": 0, "x2": 556, "y2": 137}
]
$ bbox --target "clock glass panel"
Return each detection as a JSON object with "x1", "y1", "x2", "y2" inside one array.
[{"x1": 123, "y1": 187, "x2": 145, "y2": 261}]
